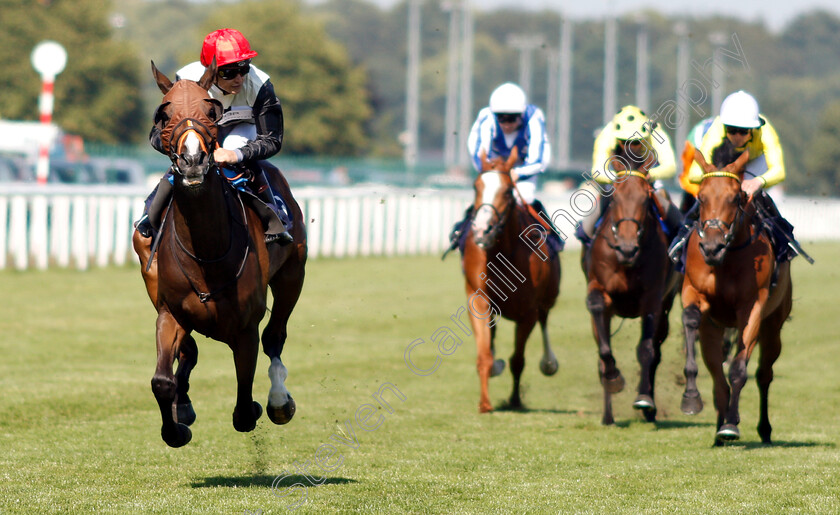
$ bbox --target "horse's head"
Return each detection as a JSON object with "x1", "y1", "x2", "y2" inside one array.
[
  {"x1": 471, "y1": 147, "x2": 518, "y2": 249},
  {"x1": 151, "y1": 60, "x2": 224, "y2": 187},
  {"x1": 694, "y1": 144, "x2": 751, "y2": 265},
  {"x1": 607, "y1": 171, "x2": 653, "y2": 266}
]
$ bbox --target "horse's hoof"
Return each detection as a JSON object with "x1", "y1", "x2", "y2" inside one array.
[
  {"x1": 490, "y1": 359, "x2": 506, "y2": 377},
  {"x1": 539, "y1": 357, "x2": 559, "y2": 376},
  {"x1": 681, "y1": 392, "x2": 704, "y2": 415},
  {"x1": 161, "y1": 423, "x2": 192, "y2": 448},
  {"x1": 602, "y1": 372, "x2": 625, "y2": 393},
  {"x1": 479, "y1": 402, "x2": 493, "y2": 413},
  {"x1": 716, "y1": 424, "x2": 740, "y2": 441},
  {"x1": 232, "y1": 401, "x2": 263, "y2": 433},
  {"x1": 633, "y1": 394, "x2": 655, "y2": 410},
  {"x1": 268, "y1": 396, "x2": 296, "y2": 425},
  {"x1": 176, "y1": 403, "x2": 196, "y2": 426}
]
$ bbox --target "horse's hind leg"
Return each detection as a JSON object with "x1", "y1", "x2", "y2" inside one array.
[
  {"x1": 231, "y1": 331, "x2": 263, "y2": 433},
  {"x1": 151, "y1": 311, "x2": 192, "y2": 447},
  {"x1": 263, "y1": 265, "x2": 305, "y2": 425},
  {"x1": 538, "y1": 310, "x2": 559, "y2": 376},
  {"x1": 509, "y1": 316, "x2": 537, "y2": 409},
  {"x1": 755, "y1": 318, "x2": 783, "y2": 444},
  {"x1": 174, "y1": 334, "x2": 198, "y2": 426}
]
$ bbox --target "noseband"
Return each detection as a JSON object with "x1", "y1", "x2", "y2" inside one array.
[
  {"x1": 165, "y1": 117, "x2": 217, "y2": 175},
  {"x1": 606, "y1": 171, "x2": 650, "y2": 250}
]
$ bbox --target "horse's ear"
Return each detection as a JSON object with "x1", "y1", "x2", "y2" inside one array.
[
  {"x1": 203, "y1": 98, "x2": 224, "y2": 123},
  {"x1": 725, "y1": 149, "x2": 750, "y2": 175},
  {"x1": 151, "y1": 60, "x2": 173, "y2": 94},
  {"x1": 505, "y1": 146, "x2": 519, "y2": 171},
  {"x1": 479, "y1": 148, "x2": 489, "y2": 171},
  {"x1": 640, "y1": 146, "x2": 657, "y2": 174},
  {"x1": 693, "y1": 148, "x2": 715, "y2": 174},
  {"x1": 198, "y1": 57, "x2": 217, "y2": 91},
  {"x1": 610, "y1": 155, "x2": 627, "y2": 172}
]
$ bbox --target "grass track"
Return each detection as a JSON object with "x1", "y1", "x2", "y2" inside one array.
[{"x1": 1, "y1": 243, "x2": 839, "y2": 514}]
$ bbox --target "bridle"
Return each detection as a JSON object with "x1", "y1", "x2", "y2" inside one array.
[
  {"x1": 164, "y1": 116, "x2": 218, "y2": 177},
  {"x1": 696, "y1": 171, "x2": 750, "y2": 249},
  {"x1": 605, "y1": 171, "x2": 651, "y2": 250},
  {"x1": 472, "y1": 170, "x2": 514, "y2": 248}
]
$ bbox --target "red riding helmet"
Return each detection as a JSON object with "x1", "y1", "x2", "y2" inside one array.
[{"x1": 200, "y1": 29, "x2": 258, "y2": 67}]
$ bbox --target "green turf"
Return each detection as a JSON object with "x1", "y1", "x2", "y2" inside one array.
[{"x1": 1, "y1": 243, "x2": 839, "y2": 514}]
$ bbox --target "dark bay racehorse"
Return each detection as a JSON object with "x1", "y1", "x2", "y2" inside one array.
[
  {"x1": 132, "y1": 61, "x2": 307, "y2": 447},
  {"x1": 582, "y1": 155, "x2": 680, "y2": 425},
  {"x1": 680, "y1": 148, "x2": 792, "y2": 445},
  {"x1": 462, "y1": 147, "x2": 561, "y2": 413}
]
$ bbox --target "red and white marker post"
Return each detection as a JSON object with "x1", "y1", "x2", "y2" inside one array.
[{"x1": 30, "y1": 41, "x2": 67, "y2": 185}]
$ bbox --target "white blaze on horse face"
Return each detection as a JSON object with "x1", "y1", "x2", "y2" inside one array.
[
  {"x1": 474, "y1": 172, "x2": 504, "y2": 234},
  {"x1": 268, "y1": 357, "x2": 291, "y2": 406},
  {"x1": 179, "y1": 131, "x2": 206, "y2": 185}
]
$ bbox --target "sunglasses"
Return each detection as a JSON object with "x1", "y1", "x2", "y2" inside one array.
[
  {"x1": 496, "y1": 114, "x2": 521, "y2": 124},
  {"x1": 725, "y1": 126, "x2": 751, "y2": 136},
  {"x1": 218, "y1": 61, "x2": 251, "y2": 80}
]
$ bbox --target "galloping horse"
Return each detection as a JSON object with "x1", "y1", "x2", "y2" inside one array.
[
  {"x1": 680, "y1": 147, "x2": 792, "y2": 445},
  {"x1": 581, "y1": 154, "x2": 681, "y2": 425},
  {"x1": 132, "y1": 61, "x2": 307, "y2": 447},
  {"x1": 461, "y1": 147, "x2": 561, "y2": 413}
]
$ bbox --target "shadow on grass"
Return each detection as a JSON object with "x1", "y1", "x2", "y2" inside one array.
[
  {"x1": 654, "y1": 420, "x2": 716, "y2": 430},
  {"x1": 494, "y1": 401, "x2": 578, "y2": 415},
  {"x1": 717, "y1": 440, "x2": 836, "y2": 450},
  {"x1": 192, "y1": 474, "x2": 357, "y2": 489}
]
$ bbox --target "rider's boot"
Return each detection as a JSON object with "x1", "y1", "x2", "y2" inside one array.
[
  {"x1": 531, "y1": 199, "x2": 565, "y2": 252},
  {"x1": 668, "y1": 203, "x2": 699, "y2": 263},
  {"x1": 134, "y1": 171, "x2": 174, "y2": 238},
  {"x1": 250, "y1": 168, "x2": 294, "y2": 246}
]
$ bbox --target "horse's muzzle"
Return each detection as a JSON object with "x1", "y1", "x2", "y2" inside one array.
[{"x1": 699, "y1": 236, "x2": 728, "y2": 266}]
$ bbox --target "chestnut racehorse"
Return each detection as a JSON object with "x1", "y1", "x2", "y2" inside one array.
[
  {"x1": 680, "y1": 148, "x2": 792, "y2": 445},
  {"x1": 132, "y1": 61, "x2": 307, "y2": 447},
  {"x1": 581, "y1": 157, "x2": 681, "y2": 425},
  {"x1": 461, "y1": 147, "x2": 561, "y2": 413}
]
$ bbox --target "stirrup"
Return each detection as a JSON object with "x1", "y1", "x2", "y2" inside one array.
[
  {"x1": 134, "y1": 214, "x2": 153, "y2": 238},
  {"x1": 266, "y1": 231, "x2": 294, "y2": 246}
]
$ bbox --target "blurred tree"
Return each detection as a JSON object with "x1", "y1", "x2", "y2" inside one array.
[
  {"x1": 0, "y1": 0, "x2": 145, "y2": 144},
  {"x1": 804, "y1": 100, "x2": 840, "y2": 196},
  {"x1": 200, "y1": 0, "x2": 371, "y2": 156}
]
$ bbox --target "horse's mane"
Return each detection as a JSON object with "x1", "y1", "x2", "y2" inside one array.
[{"x1": 711, "y1": 138, "x2": 745, "y2": 170}]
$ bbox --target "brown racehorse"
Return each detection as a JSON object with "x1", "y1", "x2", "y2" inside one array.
[
  {"x1": 462, "y1": 147, "x2": 561, "y2": 413},
  {"x1": 582, "y1": 155, "x2": 681, "y2": 425},
  {"x1": 132, "y1": 61, "x2": 307, "y2": 447},
  {"x1": 680, "y1": 148, "x2": 792, "y2": 445}
]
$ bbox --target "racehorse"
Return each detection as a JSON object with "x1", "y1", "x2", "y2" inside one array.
[
  {"x1": 461, "y1": 147, "x2": 561, "y2": 413},
  {"x1": 679, "y1": 147, "x2": 792, "y2": 445},
  {"x1": 581, "y1": 152, "x2": 681, "y2": 425},
  {"x1": 132, "y1": 60, "x2": 307, "y2": 447}
]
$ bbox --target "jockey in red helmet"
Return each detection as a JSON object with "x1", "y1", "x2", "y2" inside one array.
[{"x1": 136, "y1": 28, "x2": 292, "y2": 245}]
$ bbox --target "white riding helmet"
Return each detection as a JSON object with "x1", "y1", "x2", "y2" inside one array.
[
  {"x1": 719, "y1": 90, "x2": 763, "y2": 128},
  {"x1": 489, "y1": 83, "x2": 527, "y2": 114}
]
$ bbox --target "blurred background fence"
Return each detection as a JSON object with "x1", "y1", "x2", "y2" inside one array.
[{"x1": 1, "y1": 183, "x2": 838, "y2": 271}]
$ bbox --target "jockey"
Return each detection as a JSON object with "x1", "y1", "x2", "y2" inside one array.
[
  {"x1": 135, "y1": 28, "x2": 293, "y2": 245},
  {"x1": 445, "y1": 82, "x2": 561, "y2": 254},
  {"x1": 668, "y1": 90, "x2": 803, "y2": 263},
  {"x1": 576, "y1": 105, "x2": 681, "y2": 247}
]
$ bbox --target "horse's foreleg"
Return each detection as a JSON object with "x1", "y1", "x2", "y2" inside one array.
[
  {"x1": 151, "y1": 311, "x2": 192, "y2": 447},
  {"x1": 509, "y1": 316, "x2": 537, "y2": 409},
  {"x1": 633, "y1": 312, "x2": 658, "y2": 422},
  {"x1": 538, "y1": 310, "x2": 559, "y2": 376},
  {"x1": 231, "y1": 332, "x2": 263, "y2": 433},
  {"x1": 587, "y1": 288, "x2": 621, "y2": 425},
  {"x1": 264, "y1": 270, "x2": 304, "y2": 425},
  {"x1": 469, "y1": 300, "x2": 495, "y2": 413},
  {"x1": 489, "y1": 324, "x2": 505, "y2": 377},
  {"x1": 174, "y1": 334, "x2": 198, "y2": 426},
  {"x1": 681, "y1": 303, "x2": 704, "y2": 415},
  {"x1": 720, "y1": 298, "x2": 767, "y2": 442},
  {"x1": 696, "y1": 320, "x2": 727, "y2": 445}
]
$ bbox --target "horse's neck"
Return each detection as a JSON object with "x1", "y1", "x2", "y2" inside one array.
[{"x1": 172, "y1": 176, "x2": 233, "y2": 258}]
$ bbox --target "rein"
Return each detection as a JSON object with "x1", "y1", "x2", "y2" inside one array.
[
  {"x1": 604, "y1": 172, "x2": 661, "y2": 250},
  {"x1": 169, "y1": 188, "x2": 252, "y2": 303}
]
